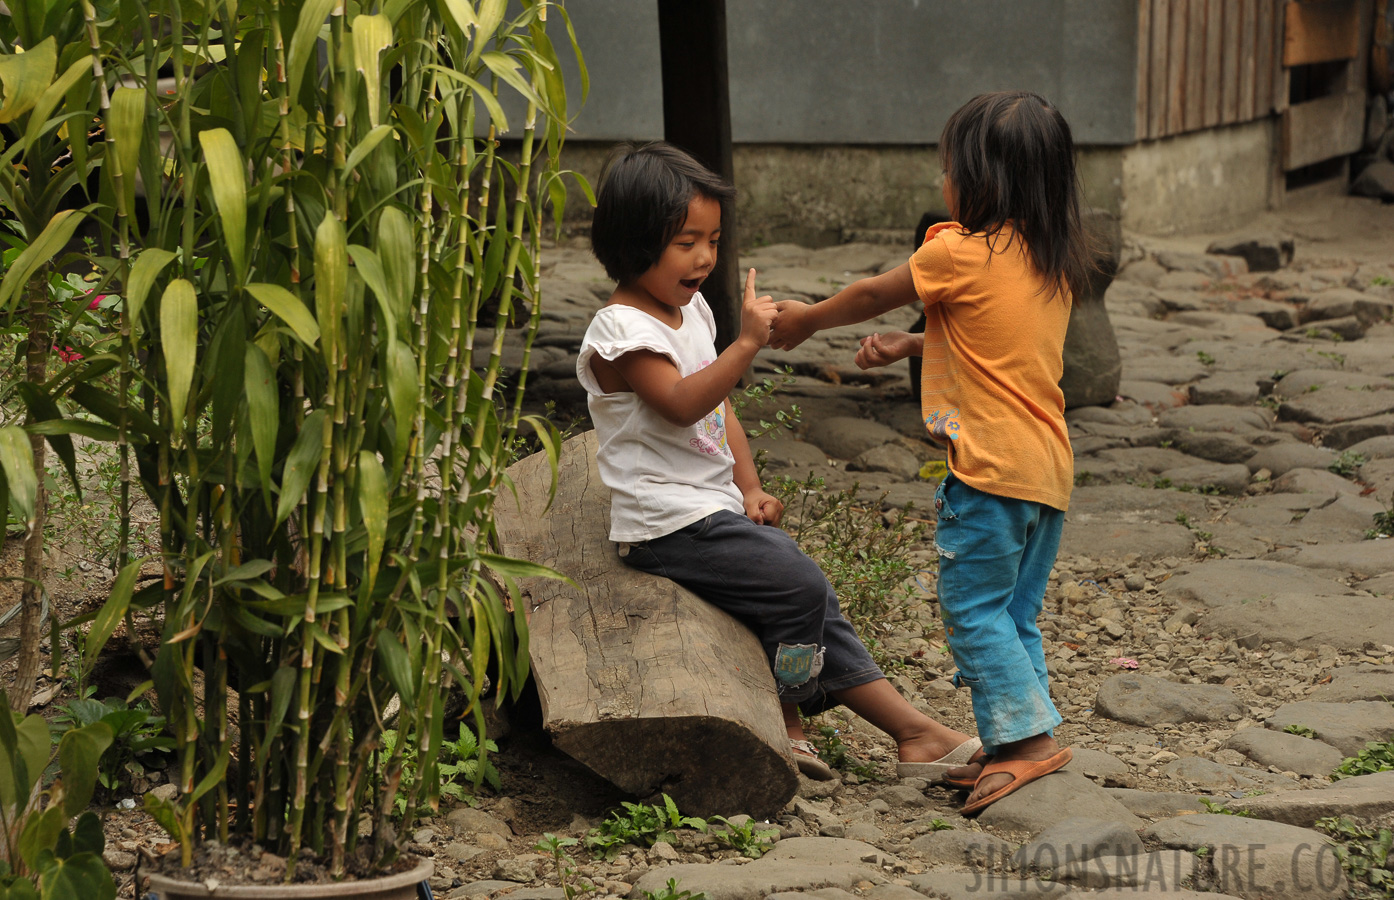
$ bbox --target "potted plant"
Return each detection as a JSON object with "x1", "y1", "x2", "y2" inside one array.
[{"x1": 53, "y1": 0, "x2": 585, "y2": 891}]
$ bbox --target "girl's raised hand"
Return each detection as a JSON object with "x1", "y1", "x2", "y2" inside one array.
[
  {"x1": 855, "y1": 331, "x2": 919, "y2": 369},
  {"x1": 739, "y1": 268, "x2": 777, "y2": 348}
]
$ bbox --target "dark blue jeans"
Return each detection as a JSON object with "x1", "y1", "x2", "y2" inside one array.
[
  {"x1": 620, "y1": 510, "x2": 884, "y2": 711},
  {"x1": 934, "y1": 473, "x2": 1065, "y2": 754}
]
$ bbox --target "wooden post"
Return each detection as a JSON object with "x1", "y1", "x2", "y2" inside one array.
[{"x1": 657, "y1": 0, "x2": 741, "y2": 354}]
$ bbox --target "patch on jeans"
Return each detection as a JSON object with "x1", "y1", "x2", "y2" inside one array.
[
  {"x1": 934, "y1": 539, "x2": 956, "y2": 559},
  {"x1": 773, "y1": 643, "x2": 824, "y2": 687}
]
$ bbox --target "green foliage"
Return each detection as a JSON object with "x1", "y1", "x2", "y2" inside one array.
[
  {"x1": 1332, "y1": 741, "x2": 1394, "y2": 780},
  {"x1": 1199, "y1": 798, "x2": 1252, "y2": 817},
  {"x1": 1283, "y1": 723, "x2": 1318, "y2": 739},
  {"x1": 1195, "y1": 350, "x2": 1216, "y2": 366},
  {"x1": 1328, "y1": 451, "x2": 1367, "y2": 478},
  {"x1": 534, "y1": 834, "x2": 593, "y2": 900},
  {"x1": 806, "y1": 724, "x2": 879, "y2": 781},
  {"x1": 0, "y1": 690, "x2": 116, "y2": 900},
  {"x1": 1313, "y1": 349, "x2": 1347, "y2": 367},
  {"x1": 50, "y1": 688, "x2": 173, "y2": 798},
  {"x1": 772, "y1": 474, "x2": 925, "y2": 656},
  {"x1": 706, "y1": 816, "x2": 778, "y2": 859},
  {"x1": 1367, "y1": 495, "x2": 1394, "y2": 541},
  {"x1": 1316, "y1": 816, "x2": 1393, "y2": 898},
  {"x1": 927, "y1": 818, "x2": 955, "y2": 831},
  {"x1": 380, "y1": 725, "x2": 500, "y2": 816},
  {"x1": 584, "y1": 795, "x2": 706, "y2": 861},
  {"x1": 1371, "y1": 276, "x2": 1394, "y2": 287},
  {"x1": 642, "y1": 879, "x2": 707, "y2": 900}
]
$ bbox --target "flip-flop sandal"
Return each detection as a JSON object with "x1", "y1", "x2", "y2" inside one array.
[
  {"x1": 790, "y1": 739, "x2": 836, "y2": 781},
  {"x1": 941, "y1": 757, "x2": 991, "y2": 791},
  {"x1": 959, "y1": 747, "x2": 1072, "y2": 816},
  {"x1": 896, "y1": 737, "x2": 983, "y2": 782}
]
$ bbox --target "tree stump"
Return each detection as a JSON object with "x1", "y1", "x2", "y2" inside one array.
[{"x1": 493, "y1": 431, "x2": 799, "y2": 818}]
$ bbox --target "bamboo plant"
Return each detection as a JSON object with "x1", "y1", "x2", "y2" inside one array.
[{"x1": 40, "y1": 0, "x2": 585, "y2": 880}]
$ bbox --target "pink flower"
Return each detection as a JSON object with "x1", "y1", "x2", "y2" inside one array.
[
  {"x1": 1110, "y1": 657, "x2": 1139, "y2": 669},
  {"x1": 87, "y1": 293, "x2": 106, "y2": 310},
  {"x1": 54, "y1": 345, "x2": 83, "y2": 362}
]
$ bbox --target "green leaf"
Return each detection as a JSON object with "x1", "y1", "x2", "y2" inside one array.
[
  {"x1": 17, "y1": 55, "x2": 89, "y2": 159},
  {"x1": 244, "y1": 344, "x2": 279, "y2": 504},
  {"x1": 375, "y1": 206, "x2": 414, "y2": 330},
  {"x1": 385, "y1": 339, "x2": 416, "y2": 477},
  {"x1": 343, "y1": 123, "x2": 394, "y2": 177},
  {"x1": 375, "y1": 629, "x2": 416, "y2": 700},
  {"x1": 68, "y1": 384, "x2": 158, "y2": 441},
  {"x1": 69, "y1": 812, "x2": 105, "y2": 856},
  {"x1": 479, "y1": 553, "x2": 575, "y2": 586},
  {"x1": 357, "y1": 451, "x2": 388, "y2": 592},
  {"x1": 314, "y1": 212, "x2": 347, "y2": 366},
  {"x1": 159, "y1": 279, "x2": 198, "y2": 437},
  {"x1": 246, "y1": 283, "x2": 321, "y2": 346},
  {"x1": 124, "y1": 248, "x2": 177, "y2": 330},
  {"x1": 0, "y1": 209, "x2": 87, "y2": 312},
  {"x1": 17, "y1": 807, "x2": 65, "y2": 872},
  {"x1": 471, "y1": 0, "x2": 507, "y2": 65},
  {"x1": 0, "y1": 710, "x2": 49, "y2": 813},
  {"x1": 142, "y1": 792, "x2": 183, "y2": 844},
  {"x1": 351, "y1": 15, "x2": 393, "y2": 126},
  {"x1": 83, "y1": 559, "x2": 142, "y2": 672},
  {"x1": 288, "y1": 0, "x2": 336, "y2": 100},
  {"x1": 198, "y1": 129, "x2": 248, "y2": 282},
  {"x1": 24, "y1": 419, "x2": 119, "y2": 442},
  {"x1": 107, "y1": 87, "x2": 145, "y2": 219},
  {"x1": 58, "y1": 722, "x2": 114, "y2": 816},
  {"x1": 15, "y1": 383, "x2": 77, "y2": 502},
  {"x1": 0, "y1": 425, "x2": 37, "y2": 527},
  {"x1": 188, "y1": 751, "x2": 228, "y2": 804},
  {"x1": 36, "y1": 851, "x2": 116, "y2": 900},
  {"x1": 481, "y1": 51, "x2": 547, "y2": 113},
  {"x1": 0, "y1": 36, "x2": 56, "y2": 124},
  {"x1": 275, "y1": 408, "x2": 326, "y2": 525},
  {"x1": 212, "y1": 559, "x2": 274, "y2": 587},
  {"x1": 0, "y1": 872, "x2": 40, "y2": 899},
  {"x1": 347, "y1": 244, "x2": 395, "y2": 346}
]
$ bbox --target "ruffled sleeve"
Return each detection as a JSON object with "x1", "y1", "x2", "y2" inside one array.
[{"x1": 576, "y1": 308, "x2": 682, "y2": 396}]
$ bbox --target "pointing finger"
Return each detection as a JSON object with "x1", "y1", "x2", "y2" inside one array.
[{"x1": 745, "y1": 268, "x2": 757, "y2": 302}]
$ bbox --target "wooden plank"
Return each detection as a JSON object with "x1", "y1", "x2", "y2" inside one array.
[
  {"x1": 496, "y1": 432, "x2": 799, "y2": 818},
  {"x1": 1169, "y1": 0, "x2": 1189, "y2": 133},
  {"x1": 1150, "y1": 0, "x2": 1172, "y2": 138},
  {"x1": 1255, "y1": 0, "x2": 1274, "y2": 114},
  {"x1": 1283, "y1": 0, "x2": 1359, "y2": 65},
  {"x1": 1137, "y1": 0, "x2": 1153, "y2": 140},
  {"x1": 1204, "y1": 0, "x2": 1224, "y2": 125},
  {"x1": 1273, "y1": 0, "x2": 1290, "y2": 113},
  {"x1": 1282, "y1": 90, "x2": 1366, "y2": 169},
  {"x1": 1222, "y1": 0, "x2": 1242, "y2": 122},
  {"x1": 1185, "y1": 0, "x2": 1208, "y2": 131},
  {"x1": 1239, "y1": 0, "x2": 1257, "y2": 119}
]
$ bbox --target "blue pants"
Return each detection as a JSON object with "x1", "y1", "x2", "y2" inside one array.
[
  {"x1": 619, "y1": 510, "x2": 884, "y2": 711},
  {"x1": 933, "y1": 473, "x2": 1064, "y2": 755}
]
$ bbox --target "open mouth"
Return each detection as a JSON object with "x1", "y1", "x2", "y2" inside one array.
[{"x1": 679, "y1": 278, "x2": 702, "y2": 291}]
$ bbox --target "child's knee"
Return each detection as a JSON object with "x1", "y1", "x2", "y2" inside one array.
[{"x1": 773, "y1": 642, "x2": 824, "y2": 689}]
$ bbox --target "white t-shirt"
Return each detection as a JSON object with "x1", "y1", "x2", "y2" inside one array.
[{"x1": 577, "y1": 294, "x2": 745, "y2": 542}]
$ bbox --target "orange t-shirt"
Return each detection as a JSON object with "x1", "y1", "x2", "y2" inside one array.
[{"x1": 908, "y1": 222, "x2": 1073, "y2": 511}]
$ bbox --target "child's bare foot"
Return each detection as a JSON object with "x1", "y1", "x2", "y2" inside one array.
[
  {"x1": 959, "y1": 734, "x2": 1064, "y2": 806},
  {"x1": 895, "y1": 722, "x2": 985, "y2": 766}
]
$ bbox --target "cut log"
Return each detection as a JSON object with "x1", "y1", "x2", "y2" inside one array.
[{"x1": 493, "y1": 430, "x2": 799, "y2": 818}]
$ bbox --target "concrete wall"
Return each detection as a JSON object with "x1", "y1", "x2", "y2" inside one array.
[{"x1": 555, "y1": 1, "x2": 1140, "y2": 145}]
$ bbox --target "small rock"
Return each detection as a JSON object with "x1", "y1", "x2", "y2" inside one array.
[
  {"x1": 494, "y1": 854, "x2": 542, "y2": 883},
  {"x1": 148, "y1": 783, "x2": 179, "y2": 803},
  {"x1": 1095, "y1": 673, "x2": 1246, "y2": 725},
  {"x1": 649, "y1": 841, "x2": 679, "y2": 861},
  {"x1": 102, "y1": 850, "x2": 137, "y2": 871}
]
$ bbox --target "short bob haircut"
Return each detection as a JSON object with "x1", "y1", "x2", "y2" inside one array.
[{"x1": 591, "y1": 142, "x2": 736, "y2": 284}]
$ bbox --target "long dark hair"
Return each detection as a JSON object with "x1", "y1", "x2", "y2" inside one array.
[{"x1": 939, "y1": 91, "x2": 1092, "y2": 302}]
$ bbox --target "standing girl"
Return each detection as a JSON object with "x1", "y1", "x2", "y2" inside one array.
[
  {"x1": 578, "y1": 141, "x2": 983, "y2": 782},
  {"x1": 771, "y1": 92, "x2": 1089, "y2": 813}
]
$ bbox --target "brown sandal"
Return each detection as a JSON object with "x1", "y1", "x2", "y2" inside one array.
[{"x1": 959, "y1": 747, "x2": 1072, "y2": 816}]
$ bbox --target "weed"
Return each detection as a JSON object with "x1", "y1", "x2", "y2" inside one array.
[
  {"x1": 1328, "y1": 451, "x2": 1367, "y2": 478},
  {"x1": 1074, "y1": 471, "x2": 1096, "y2": 487},
  {"x1": 806, "y1": 724, "x2": 881, "y2": 781},
  {"x1": 1371, "y1": 276, "x2": 1393, "y2": 287},
  {"x1": 1283, "y1": 724, "x2": 1318, "y2": 739},
  {"x1": 1258, "y1": 395, "x2": 1281, "y2": 412},
  {"x1": 732, "y1": 366, "x2": 801, "y2": 444},
  {"x1": 1366, "y1": 495, "x2": 1394, "y2": 541},
  {"x1": 1315, "y1": 816, "x2": 1393, "y2": 898},
  {"x1": 642, "y1": 879, "x2": 707, "y2": 900},
  {"x1": 1175, "y1": 512, "x2": 1192, "y2": 528},
  {"x1": 380, "y1": 724, "x2": 499, "y2": 817},
  {"x1": 1332, "y1": 741, "x2": 1394, "y2": 780},
  {"x1": 707, "y1": 816, "x2": 779, "y2": 858},
  {"x1": 1199, "y1": 798, "x2": 1252, "y2": 817},
  {"x1": 51, "y1": 688, "x2": 174, "y2": 798},
  {"x1": 1313, "y1": 349, "x2": 1347, "y2": 368},
  {"x1": 927, "y1": 818, "x2": 955, "y2": 831},
  {"x1": 535, "y1": 834, "x2": 594, "y2": 900},
  {"x1": 1306, "y1": 384, "x2": 1322, "y2": 393},
  {"x1": 585, "y1": 794, "x2": 706, "y2": 861},
  {"x1": 1196, "y1": 350, "x2": 1216, "y2": 366}
]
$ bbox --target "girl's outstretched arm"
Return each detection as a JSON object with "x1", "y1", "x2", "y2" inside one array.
[
  {"x1": 855, "y1": 331, "x2": 921, "y2": 369},
  {"x1": 770, "y1": 261, "x2": 919, "y2": 351}
]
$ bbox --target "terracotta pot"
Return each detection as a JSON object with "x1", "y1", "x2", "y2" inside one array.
[{"x1": 146, "y1": 858, "x2": 433, "y2": 900}]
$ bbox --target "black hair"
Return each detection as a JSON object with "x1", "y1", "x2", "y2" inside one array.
[
  {"x1": 939, "y1": 91, "x2": 1094, "y2": 302},
  {"x1": 590, "y1": 141, "x2": 736, "y2": 284}
]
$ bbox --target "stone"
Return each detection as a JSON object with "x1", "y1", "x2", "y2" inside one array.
[
  {"x1": 147, "y1": 783, "x2": 179, "y2": 803},
  {"x1": 1189, "y1": 373, "x2": 1261, "y2": 406},
  {"x1": 906, "y1": 829, "x2": 1016, "y2": 868},
  {"x1": 903, "y1": 871, "x2": 1072, "y2": 900},
  {"x1": 1272, "y1": 467, "x2": 1362, "y2": 499},
  {"x1": 1061, "y1": 296, "x2": 1123, "y2": 408},
  {"x1": 493, "y1": 854, "x2": 543, "y2": 882},
  {"x1": 447, "y1": 807, "x2": 514, "y2": 839},
  {"x1": 761, "y1": 837, "x2": 898, "y2": 869},
  {"x1": 1233, "y1": 297, "x2": 1300, "y2": 330},
  {"x1": 1157, "y1": 250, "x2": 1247, "y2": 279},
  {"x1": 1157, "y1": 405, "x2": 1272, "y2": 434},
  {"x1": 1214, "y1": 841, "x2": 1347, "y2": 900},
  {"x1": 1158, "y1": 462, "x2": 1252, "y2": 495},
  {"x1": 800, "y1": 416, "x2": 905, "y2": 460},
  {"x1": 1053, "y1": 850, "x2": 1202, "y2": 892},
  {"x1": 505, "y1": 891, "x2": 566, "y2": 900},
  {"x1": 1143, "y1": 813, "x2": 1327, "y2": 851},
  {"x1": 1280, "y1": 389, "x2": 1394, "y2": 426},
  {"x1": 842, "y1": 822, "x2": 883, "y2": 844},
  {"x1": 1012, "y1": 818, "x2": 1145, "y2": 870},
  {"x1": 846, "y1": 444, "x2": 922, "y2": 480},
  {"x1": 1207, "y1": 233, "x2": 1294, "y2": 272},
  {"x1": 1166, "y1": 430, "x2": 1257, "y2": 464},
  {"x1": 1065, "y1": 748, "x2": 1130, "y2": 778},
  {"x1": 440, "y1": 842, "x2": 486, "y2": 863},
  {"x1": 1346, "y1": 434, "x2": 1394, "y2": 459},
  {"x1": 1124, "y1": 356, "x2": 1210, "y2": 385},
  {"x1": 102, "y1": 849, "x2": 137, "y2": 871},
  {"x1": 1265, "y1": 701, "x2": 1394, "y2": 756},
  {"x1": 1274, "y1": 369, "x2": 1394, "y2": 396},
  {"x1": 1324, "y1": 412, "x2": 1394, "y2": 450},
  {"x1": 1095, "y1": 674, "x2": 1246, "y2": 725},
  {"x1": 1159, "y1": 757, "x2": 1300, "y2": 792},
  {"x1": 976, "y1": 771, "x2": 1143, "y2": 834},
  {"x1": 1221, "y1": 729, "x2": 1346, "y2": 779},
  {"x1": 874, "y1": 784, "x2": 931, "y2": 809},
  {"x1": 1159, "y1": 559, "x2": 1394, "y2": 650},
  {"x1": 1105, "y1": 789, "x2": 1211, "y2": 819},
  {"x1": 1117, "y1": 258, "x2": 1166, "y2": 287},
  {"x1": 1246, "y1": 443, "x2": 1337, "y2": 476},
  {"x1": 1268, "y1": 541, "x2": 1394, "y2": 578},
  {"x1": 1308, "y1": 665, "x2": 1394, "y2": 703},
  {"x1": 1291, "y1": 315, "x2": 1369, "y2": 341},
  {"x1": 458, "y1": 880, "x2": 526, "y2": 897},
  {"x1": 1300, "y1": 287, "x2": 1394, "y2": 327},
  {"x1": 1225, "y1": 771, "x2": 1394, "y2": 826},
  {"x1": 808, "y1": 242, "x2": 897, "y2": 274},
  {"x1": 750, "y1": 438, "x2": 831, "y2": 471},
  {"x1": 1118, "y1": 380, "x2": 1190, "y2": 410}
]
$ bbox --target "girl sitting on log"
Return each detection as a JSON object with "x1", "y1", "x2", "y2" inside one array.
[{"x1": 577, "y1": 141, "x2": 983, "y2": 783}]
